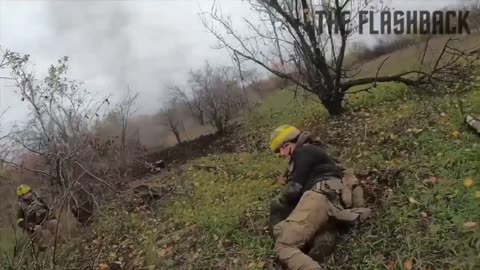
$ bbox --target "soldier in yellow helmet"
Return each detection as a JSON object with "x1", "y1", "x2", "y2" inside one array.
[
  {"x1": 269, "y1": 125, "x2": 371, "y2": 270},
  {"x1": 16, "y1": 184, "x2": 57, "y2": 250}
]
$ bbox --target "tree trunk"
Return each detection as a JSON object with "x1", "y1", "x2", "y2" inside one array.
[
  {"x1": 194, "y1": 110, "x2": 205, "y2": 125},
  {"x1": 321, "y1": 91, "x2": 345, "y2": 116},
  {"x1": 173, "y1": 131, "x2": 182, "y2": 144}
]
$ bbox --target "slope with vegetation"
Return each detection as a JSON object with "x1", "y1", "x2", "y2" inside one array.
[
  {"x1": 13, "y1": 36, "x2": 476, "y2": 269},
  {"x1": 89, "y1": 87, "x2": 480, "y2": 269},
  {"x1": 1, "y1": 5, "x2": 480, "y2": 268}
]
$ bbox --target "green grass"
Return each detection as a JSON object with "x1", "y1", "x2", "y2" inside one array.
[
  {"x1": 325, "y1": 90, "x2": 480, "y2": 269},
  {"x1": 2, "y1": 34, "x2": 479, "y2": 270},
  {"x1": 160, "y1": 80, "x2": 479, "y2": 269},
  {"x1": 26, "y1": 66, "x2": 479, "y2": 269},
  {"x1": 9, "y1": 82, "x2": 477, "y2": 270},
  {"x1": 66, "y1": 81, "x2": 479, "y2": 269},
  {"x1": 0, "y1": 227, "x2": 28, "y2": 269}
]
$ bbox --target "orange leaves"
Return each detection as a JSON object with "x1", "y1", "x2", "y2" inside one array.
[
  {"x1": 463, "y1": 177, "x2": 475, "y2": 187},
  {"x1": 386, "y1": 259, "x2": 415, "y2": 270},
  {"x1": 404, "y1": 259, "x2": 413, "y2": 270},
  {"x1": 98, "y1": 264, "x2": 109, "y2": 270},
  {"x1": 463, "y1": 221, "x2": 480, "y2": 231},
  {"x1": 423, "y1": 176, "x2": 439, "y2": 185},
  {"x1": 461, "y1": 176, "x2": 479, "y2": 232},
  {"x1": 451, "y1": 130, "x2": 461, "y2": 138}
]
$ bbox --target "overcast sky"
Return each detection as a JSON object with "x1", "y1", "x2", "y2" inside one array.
[{"x1": 0, "y1": 0, "x2": 467, "y2": 130}]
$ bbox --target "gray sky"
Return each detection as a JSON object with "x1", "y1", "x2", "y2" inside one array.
[
  {"x1": 0, "y1": 0, "x2": 466, "y2": 130},
  {"x1": 0, "y1": 0, "x2": 254, "y2": 128}
]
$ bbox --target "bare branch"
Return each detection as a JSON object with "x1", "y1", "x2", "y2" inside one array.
[{"x1": 74, "y1": 161, "x2": 119, "y2": 193}]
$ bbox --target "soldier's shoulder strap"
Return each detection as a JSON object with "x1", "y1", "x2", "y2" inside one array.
[{"x1": 34, "y1": 193, "x2": 50, "y2": 209}]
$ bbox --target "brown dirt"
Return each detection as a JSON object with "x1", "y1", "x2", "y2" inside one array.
[{"x1": 129, "y1": 123, "x2": 247, "y2": 178}]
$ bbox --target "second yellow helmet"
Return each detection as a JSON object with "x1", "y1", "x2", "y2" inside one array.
[{"x1": 16, "y1": 184, "x2": 32, "y2": 197}]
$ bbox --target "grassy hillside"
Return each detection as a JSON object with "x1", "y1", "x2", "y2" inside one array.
[
  {"x1": 48, "y1": 66, "x2": 479, "y2": 270},
  {"x1": 3, "y1": 35, "x2": 479, "y2": 269}
]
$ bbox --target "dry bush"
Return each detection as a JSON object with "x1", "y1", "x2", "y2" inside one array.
[
  {"x1": 92, "y1": 91, "x2": 148, "y2": 177},
  {"x1": 157, "y1": 97, "x2": 185, "y2": 144},
  {"x1": 170, "y1": 61, "x2": 249, "y2": 134},
  {"x1": 0, "y1": 48, "x2": 157, "y2": 269},
  {"x1": 1, "y1": 51, "x2": 136, "y2": 237}
]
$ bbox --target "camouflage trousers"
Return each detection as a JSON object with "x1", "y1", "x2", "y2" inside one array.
[
  {"x1": 32, "y1": 219, "x2": 58, "y2": 250},
  {"x1": 272, "y1": 178, "x2": 371, "y2": 270}
]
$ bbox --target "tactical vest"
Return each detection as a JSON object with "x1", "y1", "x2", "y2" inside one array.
[{"x1": 18, "y1": 196, "x2": 53, "y2": 226}]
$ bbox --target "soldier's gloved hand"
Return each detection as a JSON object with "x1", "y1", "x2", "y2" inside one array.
[
  {"x1": 278, "y1": 181, "x2": 303, "y2": 205},
  {"x1": 276, "y1": 176, "x2": 287, "y2": 185}
]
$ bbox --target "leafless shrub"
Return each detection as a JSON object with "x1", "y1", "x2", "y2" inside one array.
[
  {"x1": 169, "y1": 85, "x2": 207, "y2": 126},
  {"x1": 170, "y1": 61, "x2": 248, "y2": 134},
  {"x1": 158, "y1": 97, "x2": 185, "y2": 144},
  {"x1": 190, "y1": 62, "x2": 248, "y2": 133},
  {"x1": 113, "y1": 88, "x2": 139, "y2": 175}
]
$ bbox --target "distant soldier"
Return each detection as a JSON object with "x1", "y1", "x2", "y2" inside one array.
[{"x1": 16, "y1": 184, "x2": 58, "y2": 250}]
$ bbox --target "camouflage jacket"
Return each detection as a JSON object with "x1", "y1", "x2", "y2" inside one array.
[{"x1": 16, "y1": 194, "x2": 55, "y2": 232}]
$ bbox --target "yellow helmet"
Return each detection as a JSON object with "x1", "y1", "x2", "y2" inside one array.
[
  {"x1": 16, "y1": 184, "x2": 32, "y2": 197},
  {"x1": 270, "y1": 125, "x2": 301, "y2": 152}
]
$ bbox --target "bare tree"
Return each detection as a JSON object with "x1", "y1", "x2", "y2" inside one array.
[
  {"x1": 1, "y1": 50, "x2": 120, "y2": 263},
  {"x1": 201, "y1": 0, "x2": 476, "y2": 115},
  {"x1": 169, "y1": 62, "x2": 248, "y2": 133},
  {"x1": 159, "y1": 97, "x2": 184, "y2": 144},
  {"x1": 169, "y1": 85, "x2": 206, "y2": 125},
  {"x1": 0, "y1": 107, "x2": 13, "y2": 177},
  {"x1": 116, "y1": 87, "x2": 139, "y2": 174},
  {"x1": 187, "y1": 61, "x2": 247, "y2": 133}
]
